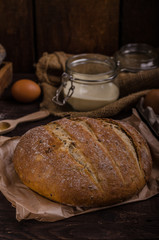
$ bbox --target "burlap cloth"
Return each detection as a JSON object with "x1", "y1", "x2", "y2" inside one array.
[{"x1": 36, "y1": 51, "x2": 159, "y2": 118}]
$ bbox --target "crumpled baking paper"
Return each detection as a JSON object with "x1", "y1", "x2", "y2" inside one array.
[{"x1": 0, "y1": 109, "x2": 159, "y2": 222}]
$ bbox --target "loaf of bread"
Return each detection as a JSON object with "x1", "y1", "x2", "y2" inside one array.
[{"x1": 13, "y1": 117, "x2": 152, "y2": 207}]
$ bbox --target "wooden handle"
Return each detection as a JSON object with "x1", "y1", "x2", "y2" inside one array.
[{"x1": 16, "y1": 110, "x2": 50, "y2": 124}]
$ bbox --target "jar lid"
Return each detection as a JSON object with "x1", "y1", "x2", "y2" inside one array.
[
  {"x1": 66, "y1": 53, "x2": 118, "y2": 82},
  {"x1": 114, "y1": 43, "x2": 159, "y2": 72}
]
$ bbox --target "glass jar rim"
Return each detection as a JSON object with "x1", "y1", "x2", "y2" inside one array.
[{"x1": 65, "y1": 53, "x2": 118, "y2": 83}]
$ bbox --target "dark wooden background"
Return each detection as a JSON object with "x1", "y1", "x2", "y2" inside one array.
[{"x1": 0, "y1": 0, "x2": 159, "y2": 73}]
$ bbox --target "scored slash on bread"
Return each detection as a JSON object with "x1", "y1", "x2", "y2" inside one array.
[{"x1": 13, "y1": 117, "x2": 152, "y2": 207}]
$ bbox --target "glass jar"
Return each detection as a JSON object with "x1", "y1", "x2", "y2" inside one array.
[
  {"x1": 114, "y1": 43, "x2": 159, "y2": 72},
  {"x1": 52, "y1": 53, "x2": 119, "y2": 111}
]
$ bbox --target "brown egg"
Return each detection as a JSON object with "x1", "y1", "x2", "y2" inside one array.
[
  {"x1": 144, "y1": 89, "x2": 159, "y2": 115},
  {"x1": 11, "y1": 79, "x2": 41, "y2": 103}
]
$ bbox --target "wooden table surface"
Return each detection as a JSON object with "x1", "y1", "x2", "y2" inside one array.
[{"x1": 0, "y1": 74, "x2": 159, "y2": 240}]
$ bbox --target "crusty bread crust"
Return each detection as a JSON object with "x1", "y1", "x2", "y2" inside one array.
[{"x1": 13, "y1": 117, "x2": 152, "y2": 207}]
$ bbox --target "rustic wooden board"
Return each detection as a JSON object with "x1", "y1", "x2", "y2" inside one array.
[
  {"x1": 0, "y1": 0, "x2": 35, "y2": 73},
  {"x1": 35, "y1": 0, "x2": 120, "y2": 58},
  {"x1": 120, "y1": 0, "x2": 159, "y2": 47},
  {"x1": 0, "y1": 62, "x2": 12, "y2": 96}
]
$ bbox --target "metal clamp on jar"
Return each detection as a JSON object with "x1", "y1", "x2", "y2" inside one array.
[{"x1": 52, "y1": 53, "x2": 119, "y2": 111}]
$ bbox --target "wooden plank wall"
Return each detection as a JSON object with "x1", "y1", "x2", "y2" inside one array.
[
  {"x1": 0, "y1": 0, "x2": 159, "y2": 73},
  {"x1": 0, "y1": 0, "x2": 35, "y2": 73}
]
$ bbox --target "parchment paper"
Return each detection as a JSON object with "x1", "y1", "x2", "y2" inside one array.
[{"x1": 0, "y1": 110, "x2": 159, "y2": 222}]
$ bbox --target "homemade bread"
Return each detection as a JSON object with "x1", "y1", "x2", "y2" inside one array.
[{"x1": 13, "y1": 117, "x2": 152, "y2": 207}]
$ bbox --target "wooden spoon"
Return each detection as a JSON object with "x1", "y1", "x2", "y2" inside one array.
[{"x1": 0, "y1": 110, "x2": 50, "y2": 134}]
